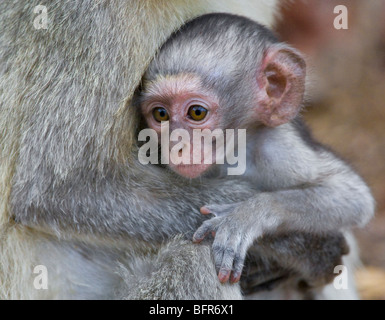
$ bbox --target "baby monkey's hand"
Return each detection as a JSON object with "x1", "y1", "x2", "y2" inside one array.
[{"x1": 193, "y1": 202, "x2": 271, "y2": 284}]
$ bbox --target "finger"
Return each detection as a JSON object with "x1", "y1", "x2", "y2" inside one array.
[
  {"x1": 200, "y1": 206, "x2": 211, "y2": 215},
  {"x1": 230, "y1": 236, "x2": 252, "y2": 283},
  {"x1": 215, "y1": 234, "x2": 238, "y2": 283},
  {"x1": 218, "y1": 246, "x2": 237, "y2": 283},
  {"x1": 212, "y1": 244, "x2": 225, "y2": 278},
  {"x1": 192, "y1": 220, "x2": 216, "y2": 243},
  {"x1": 230, "y1": 251, "x2": 246, "y2": 283},
  {"x1": 211, "y1": 229, "x2": 228, "y2": 272},
  {"x1": 192, "y1": 227, "x2": 210, "y2": 243}
]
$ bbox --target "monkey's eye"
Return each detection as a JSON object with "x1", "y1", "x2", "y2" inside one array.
[
  {"x1": 187, "y1": 105, "x2": 208, "y2": 121},
  {"x1": 152, "y1": 107, "x2": 169, "y2": 122}
]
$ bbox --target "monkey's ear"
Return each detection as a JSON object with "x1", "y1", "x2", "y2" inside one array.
[{"x1": 256, "y1": 45, "x2": 306, "y2": 127}]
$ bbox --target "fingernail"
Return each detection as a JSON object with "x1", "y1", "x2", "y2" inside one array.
[
  {"x1": 230, "y1": 272, "x2": 241, "y2": 283},
  {"x1": 218, "y1": 270, "x2": 230, "y2": 283},
  {"x1": 200, "y1": 207, "x2": 211, "y2": 215}
]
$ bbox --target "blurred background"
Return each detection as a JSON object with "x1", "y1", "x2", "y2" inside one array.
[{"x1": 274, "y1": 0, "x2": 385, "y2": 299}]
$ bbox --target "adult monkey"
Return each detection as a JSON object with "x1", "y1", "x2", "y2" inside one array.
[{"x1": 0, "y1": 1, "x2": 356, "y2": 299}]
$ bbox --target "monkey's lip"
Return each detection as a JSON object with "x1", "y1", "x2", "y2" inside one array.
[{"x1": 172, "y1": 163, "x2": 211, "y2": 179}]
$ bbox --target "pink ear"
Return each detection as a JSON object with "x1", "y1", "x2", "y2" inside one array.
[{"x1": 256, "y1": 45, "x2": 306, "y2": 127}]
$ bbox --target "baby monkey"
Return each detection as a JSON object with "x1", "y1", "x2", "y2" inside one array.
[{"x1": 138, "y1": 14, "x2": 374, "y2": 284}]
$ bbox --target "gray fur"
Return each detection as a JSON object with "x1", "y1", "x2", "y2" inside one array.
[{"x1": 0, "y1": 2, "x2": 361, "y2": 300}]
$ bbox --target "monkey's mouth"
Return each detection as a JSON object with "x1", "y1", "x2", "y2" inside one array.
[{"x1": 171, "y1": 163, "x2": 212, "y2": 179}]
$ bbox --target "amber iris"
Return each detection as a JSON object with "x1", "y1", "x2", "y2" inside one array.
[
  {"x1": 188, "y1": 105, "x2": 208, "y2": 121},
  {"x1": 153, "y1": 107, "x2": 169, "y2": 122}
]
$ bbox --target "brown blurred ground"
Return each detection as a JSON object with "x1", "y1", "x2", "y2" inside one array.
[{"x1": 275, "y1": 0, "x2": 385, "y2": 299}]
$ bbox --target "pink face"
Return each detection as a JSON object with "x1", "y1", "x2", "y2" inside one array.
[{"x1": 140, "y1": 74, "x2": 220, "y2": 179}]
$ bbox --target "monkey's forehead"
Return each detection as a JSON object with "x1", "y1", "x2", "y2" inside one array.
[{"x1": 140, "y1": 73, "x2": 215, "y2": 101}]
